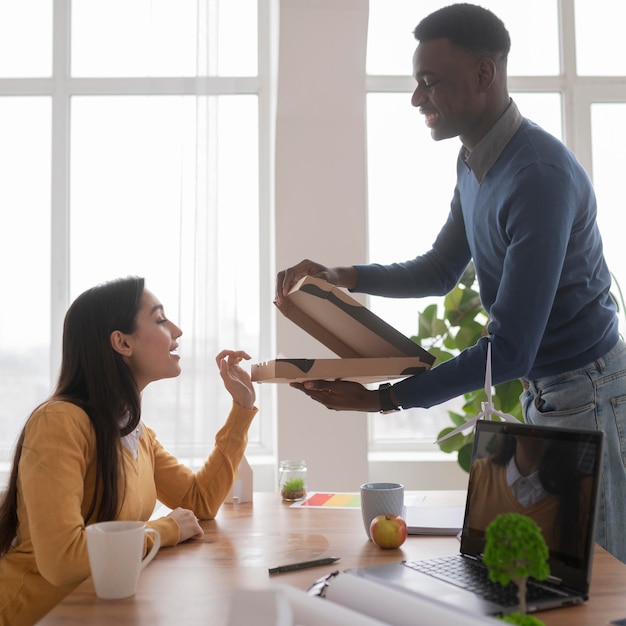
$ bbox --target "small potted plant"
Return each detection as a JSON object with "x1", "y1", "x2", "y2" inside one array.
[
  {"x1": 281, "y1": 476, "x2": 307, "y2": 502},
  {"x1": 483, "y1": 512, "x2": 549, "y2": 626}
]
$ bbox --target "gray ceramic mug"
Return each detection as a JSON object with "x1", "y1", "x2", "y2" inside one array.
[{"x1": 360, "y1": 482, "x2": 405, "y2": 540}]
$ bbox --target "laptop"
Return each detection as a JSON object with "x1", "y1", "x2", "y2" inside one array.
[{"x1": 346, "y1": 420, "x2": 604, "y2": 616}]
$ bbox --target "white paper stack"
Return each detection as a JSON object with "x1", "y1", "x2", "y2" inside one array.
[
  {"x1": 324, "y1": 573, "x2": 504, "y2": 625},
  {"x1": 227, "y1": 576, "x2": 504, "y2": 625},
  {"x1": 227, "y1": 586, "x2": 387, "y2": 626}
]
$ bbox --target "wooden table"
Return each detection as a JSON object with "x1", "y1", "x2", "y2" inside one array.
[{"x1": 41, "y1": 492, "x2": 626, "y2": 625}]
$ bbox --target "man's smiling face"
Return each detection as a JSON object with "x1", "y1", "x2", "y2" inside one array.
[{"x1": 411, "y1": 38, "x2": 491, "y2": 150}]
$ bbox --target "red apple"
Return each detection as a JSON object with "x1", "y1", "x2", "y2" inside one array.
[{"x1": 369, "y1": 514, "x2": 407, "y2": 549}]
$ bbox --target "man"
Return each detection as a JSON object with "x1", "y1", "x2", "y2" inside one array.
[{"x1": 275, "y1": 4, "x2": 626, "y2": 563}]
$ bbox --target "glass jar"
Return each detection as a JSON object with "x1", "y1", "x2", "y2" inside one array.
[{"x1": 279, "y1": 460, "x2": 308, "y2": 501}]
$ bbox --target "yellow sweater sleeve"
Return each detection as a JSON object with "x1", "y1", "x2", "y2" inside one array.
[
  {"x1": 147, "y1": 402, "x2": 258, "y2": 522},
  {"x1": 18, "y1": 402, "x2": 96, "y2": 587}
]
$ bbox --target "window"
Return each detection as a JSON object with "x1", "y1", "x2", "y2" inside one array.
[
  {"x1": 366, "y1": 0, "x2": 626, "y2": 450},
  {"x1": 592, "y1": 103, "x2": 626, "y2": 292},
  {"x1": 0, "y1": 96, "x2": 51, "y2": 460},
  {"x1": 0, "y1": 0, "x2": 273, "y2": 479}
]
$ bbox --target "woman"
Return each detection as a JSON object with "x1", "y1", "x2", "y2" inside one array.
[
  {"x1": 0, "y1": 276, "x2": 257, "y2": 625},
  {"x1": 466, "y1": 432, "x2": 591, "y2": 563}
]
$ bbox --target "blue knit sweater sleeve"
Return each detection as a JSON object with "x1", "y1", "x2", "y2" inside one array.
[{"x1": 353, "y1": 121, "x2": 618, "y2": 409}]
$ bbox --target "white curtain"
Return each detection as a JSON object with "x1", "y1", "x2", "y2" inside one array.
[{"x1": 0, "y1": 0, "x2": 262, "y2": 484}]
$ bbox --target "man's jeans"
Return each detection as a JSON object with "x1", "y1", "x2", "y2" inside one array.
[{"x1": 521, "y1": 339, "x2": 626, "y2": 564}]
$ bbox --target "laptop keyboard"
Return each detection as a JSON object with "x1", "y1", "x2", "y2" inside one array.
[{"x1": 403, "y1": 556, "x2": 565, "y2": 607}]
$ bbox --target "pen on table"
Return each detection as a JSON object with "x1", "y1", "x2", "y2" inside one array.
[{"x1": 268, "y1": 556, "x2": 340, "y2": 575}]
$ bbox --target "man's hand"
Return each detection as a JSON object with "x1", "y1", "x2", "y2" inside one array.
[
  {"x1": 290, "y1": 379, "x2": 381, "y2": 412},
  {"x1": 275, "y1": 259, "x2": 357, "y2": 306}
]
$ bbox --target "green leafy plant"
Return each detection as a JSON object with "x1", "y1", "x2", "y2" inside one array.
[
  {"x1": 499, "y1": 614, "x2": 546, "y2": 626},
  {"x1": 483, "y1": 512, "x2": 549, "y2": 624},
  {"x1": 281, "y1": 476, "x2": 307, "y2": 502},
  {"x1": 410, "y1": 263, "x2": 523, "y2": 471},
  {"x1": 282, "y1": 477, "x2": 305, "y2": 493}
]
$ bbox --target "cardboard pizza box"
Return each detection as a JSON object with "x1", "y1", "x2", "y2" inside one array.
[{"x1": 252, "y1": 276, "x2": 435, "y2": 383}]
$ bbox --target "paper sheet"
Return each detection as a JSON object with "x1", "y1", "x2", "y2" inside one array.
[
  {"x1": 289, "y1": 492, "x2": 361, "y2": 509},
  {"x1": 227, "y1": 586, "x2": 387, "y2": 626},
  {"x1": 404, "y1": 503, "x2": 465, "y2": 535},
  {"x1": 280, "y1": 585, "x2": 388, "y2": 626},
  {"x1": 324, "y1": 573, "x2": 504, "y2": 626}
]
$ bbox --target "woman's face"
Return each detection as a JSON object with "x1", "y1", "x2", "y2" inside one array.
[{"x1": 116, "y1": 289, "x2": 183, "y2": 390}]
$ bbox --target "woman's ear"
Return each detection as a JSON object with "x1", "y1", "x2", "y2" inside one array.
[{"x1": 110, "y1": 330, "x2": 133, "y2": 357}]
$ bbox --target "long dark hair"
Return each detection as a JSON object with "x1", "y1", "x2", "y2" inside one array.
[{"x1": 0, "y1": 276, "x2": 145, "y2": 556}]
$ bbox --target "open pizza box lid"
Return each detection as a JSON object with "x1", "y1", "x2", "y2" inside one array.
[{"x1": 252, "y1": 276, "x2": 435, "y2": 383}]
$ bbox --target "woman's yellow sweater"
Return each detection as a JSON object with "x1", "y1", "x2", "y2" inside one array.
[{"x1": 0, "y1": 399, "x2": 257, "y2": 625}]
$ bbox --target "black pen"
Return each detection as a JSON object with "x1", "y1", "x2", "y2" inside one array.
[{"x1": 268, "y1": 556, "x2": 340, "y2": 575}]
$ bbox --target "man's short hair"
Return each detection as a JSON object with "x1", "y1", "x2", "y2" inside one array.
[{"x1": 414, "y1": 3, "x2": 511, "y2": 61}]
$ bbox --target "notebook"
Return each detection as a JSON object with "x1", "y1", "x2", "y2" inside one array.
[
  {"x1": 346, "y1": 420, "x2": 604, "y2": 616},
  {"x1": 404, "y1": 494, "x2": 464, "y2": 536}
]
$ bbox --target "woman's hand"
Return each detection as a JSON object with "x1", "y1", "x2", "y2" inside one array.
[
  {"x1": 216, "y1": 350, "x2": 256, "y2": 410},
  {"x1": 167, "y1": 507, "x2": 204, "y2": 542}
]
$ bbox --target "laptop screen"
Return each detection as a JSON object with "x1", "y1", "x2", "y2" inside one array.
[{"x1": 460, "y1": 420, "x2": 604, "y2": 592}]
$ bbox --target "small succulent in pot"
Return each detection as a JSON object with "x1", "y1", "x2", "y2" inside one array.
[{"x1": 281, "y1": 476, "x2": 306, "y2": 501}]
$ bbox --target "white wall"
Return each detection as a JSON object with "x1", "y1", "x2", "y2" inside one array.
[
  {"x1": 271, "y1": 0, "x2": 467, "y2": 494},
  {"x1": 274, "y1": 0, "x2": 370, "y2": 492}
]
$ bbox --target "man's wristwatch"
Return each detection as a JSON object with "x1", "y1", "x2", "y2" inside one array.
[{"x1": 378, "y1": 383, "x2": 400, "y2": 413}]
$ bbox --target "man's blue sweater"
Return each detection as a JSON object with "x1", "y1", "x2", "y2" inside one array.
[{"x1": 354, "y1": 119, "x2": 619, "y2": 409}]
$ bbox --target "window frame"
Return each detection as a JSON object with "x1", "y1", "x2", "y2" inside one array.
[{"x1": 0, "y1": 0, "x2": 276, "y2": 467}]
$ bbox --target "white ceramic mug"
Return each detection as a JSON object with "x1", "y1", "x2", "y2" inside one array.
[
  {"x1": 360, "y1": 482, "x2": 405, "y2": 540},
  {"x1": 86, "y1": 520, "x2": 161, "y2": 599}
]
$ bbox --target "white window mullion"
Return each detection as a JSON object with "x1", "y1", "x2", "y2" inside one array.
[
  {"x1": 50, "y1": 0, "x2": 72, "y2": 380},
  {"x1": 558, "y1": 0, "x2": 580, "y2": 156}
]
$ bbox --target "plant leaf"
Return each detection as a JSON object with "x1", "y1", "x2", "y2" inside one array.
[
  {"x1": 428, "y1": 347, "x2": 455, "y2": 364},
  {"x1": 455, "y1": 320, "x2": 485, "y2": 350},
  {"x1": 443, "y1": 286, "x2": 463, "y2": 314},
  {"x1": 494, "y1": 380, "x2": 524, "y2": 417},
  {"x1": 443, "y1": 334, "x2": 458, "y2": 350},
  {"x1": 436, "y1": 428, "x2": 466, "y2": 453},
  {"x1": 448, "y1": 411, "x2": 467, "y2": 427},
  {"x1": 457, "y1": 441, "x2": 474, "y2": 473},
  {"x1": 416, "y1": 304, "x2": 440, "y2": 339},
  {"x1": 459, "y1": 264, "x2": 476, "y2": 287}
]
